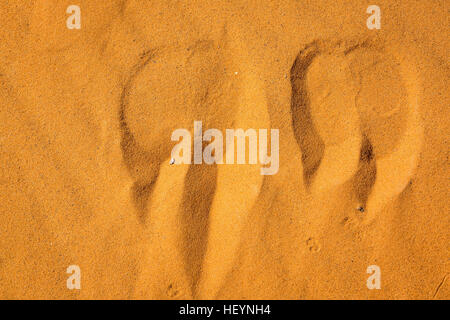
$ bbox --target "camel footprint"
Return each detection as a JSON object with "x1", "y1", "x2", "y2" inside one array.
[
  {"x1": 122, "y1": 29, "x2": 268, "y2": 298},
  {"x1": 290, "y1": 39, "x2": 423, "y2": 223}
]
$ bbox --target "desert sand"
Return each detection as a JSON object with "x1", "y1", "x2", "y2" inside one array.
[{"x1": 0, "y1": 0, "x2": 448, "y2": 299}]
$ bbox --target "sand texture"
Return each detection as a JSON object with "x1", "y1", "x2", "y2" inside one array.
[{"x1": 0, "y1": 0, "x2": 448, "y2": 299}]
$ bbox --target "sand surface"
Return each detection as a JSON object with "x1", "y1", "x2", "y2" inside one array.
[{"x1": 0, "y1": 0, "x2": 448, "y2": 299}]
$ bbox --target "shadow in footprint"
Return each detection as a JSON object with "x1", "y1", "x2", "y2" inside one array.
[
  {"x1": 352, "y1": 136, "x2": 377, "y2": 209},
  {"x1": 180, "y1": 164, "x2": 217, "y2": 295},
  {"x1": 290, "y1": 43, "x2": 324, "y2": 187},
  {"x1": 119, "y1": 49, "x2": 161, "y2": 224}
]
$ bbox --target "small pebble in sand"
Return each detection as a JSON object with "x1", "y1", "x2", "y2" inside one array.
[
  {"x1": 170, "y1": 158, "x2": 175, "y2": 165},
  {"x1": 357, "y1": 206, "x2": 365, "y2": 213}
]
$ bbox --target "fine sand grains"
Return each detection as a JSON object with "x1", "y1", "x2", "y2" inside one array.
[{"x1": 0, "y1": 0, "x2": 448, "y2": 299}]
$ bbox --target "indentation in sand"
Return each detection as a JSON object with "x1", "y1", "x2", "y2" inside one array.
[
  {"x1": 306, "y1": 237, "x2": 321, "y2": 253},
  {"x1": 121, "y1": 27, "x2": 268, "y2": 298},
  {"x1": 120, "y1": 36, "x2": 236, "y2": 223},
  {"x1": 290, "y1": 39, "x2": 423, "y2": 223}
]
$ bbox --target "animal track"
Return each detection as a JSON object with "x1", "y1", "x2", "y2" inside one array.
[
  {"x1": 166, "y1": 283, "x2": 181, "y2": 298},
  {"x1": 290, "y1": 39, "x2": 423, "y2": 223},
  {"x1": 122, "y1": 29, "x2": 269, "y2": 299},
  {"x1": 306, "y1": 237, "x2": 321, "y2": 253},
  {"x1": 119, "y1": 41, "x2": 228, "y2": 223}
]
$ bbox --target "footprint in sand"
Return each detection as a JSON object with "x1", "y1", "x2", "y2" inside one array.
[
  {"x1": 121, "y1": 40, "x2": 229, "y2": 299},
  {"x1": 306, "y1": 237, "x2": 321, "y2": 253},
  {"x1": 290, "y1": 39, "x2": 423, "y2": 223},
  {"x1": 120, "y1": 39, "x2": 231, "y2": 222},
  {"x1": 166, "y1": 283, "x2": 181, "y2": 298},
  {"x1": 122, "y1": 29, "x2": 269, "y2": 299}
]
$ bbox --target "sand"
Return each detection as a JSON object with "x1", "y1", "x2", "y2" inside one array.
[{"x1": 0, "y1": 0, "x2": 448, "y2": 299}]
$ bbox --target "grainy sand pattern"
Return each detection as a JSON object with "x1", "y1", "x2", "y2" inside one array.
[{"x1": 0, "y1": 0, "x2": 448, "y2": 299}]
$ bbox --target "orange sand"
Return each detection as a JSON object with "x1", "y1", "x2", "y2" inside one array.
[{"x1": 0, "y1": 0, "x2": 448, "y2": 299}]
